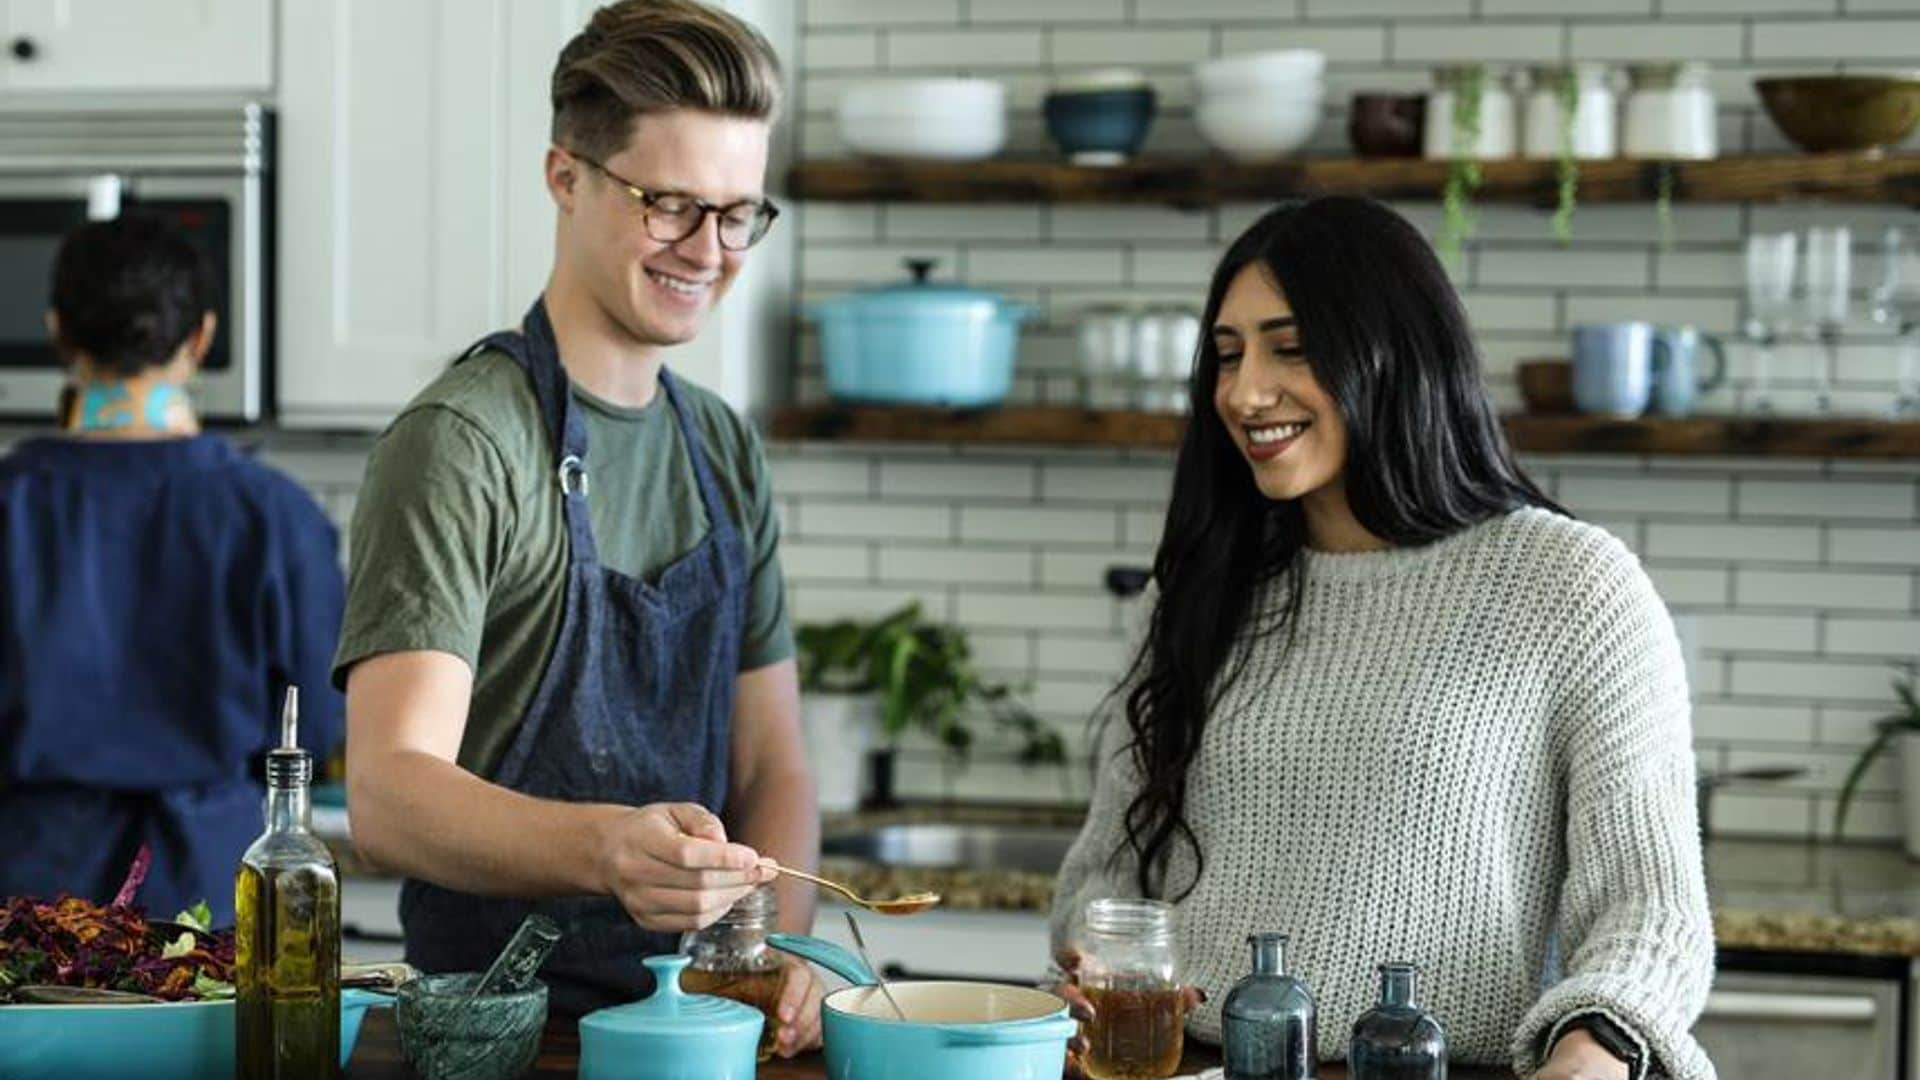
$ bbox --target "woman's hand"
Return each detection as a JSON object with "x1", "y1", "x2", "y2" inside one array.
[
  {"x1": 1050, "y1": 949, "x2": 1206, "y2": 1080},
  {"x1": 768, "y1": 954, "x2": 824, "y2": 1057},
  {"x1": 1531, "y1": 1028, "x2": 1631, "y2": 1080}
]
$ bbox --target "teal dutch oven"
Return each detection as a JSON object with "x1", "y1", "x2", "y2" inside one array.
[
  {"x1": 808, "y1": 257, "x2": 1036, "y2": 408},
  {"x1": 578, "y1": 954, "x2": 763, "y2": 1080},
  {"x1": 770, "y1": 933, "x2": 1077, "y2": 1080},
  {"x1": 0, "y1": 987, "x2": 387, "y2": 1080}
]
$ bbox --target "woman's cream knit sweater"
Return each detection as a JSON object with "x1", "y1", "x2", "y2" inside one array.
[{"x1": 1050, "y1": 508, "x2": 1715, "y2": 1079}]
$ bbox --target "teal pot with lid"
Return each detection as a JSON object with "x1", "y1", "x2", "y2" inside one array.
[
  {"x1": 807, "y1": 258, "x2": 1035, "y2": 408},
  {"x1": 577, "y1": 954, "x2": 762, "y2": 1080},
  {"x1": 769, "y1": 933, "x2": 1075, "y2": 1080}
]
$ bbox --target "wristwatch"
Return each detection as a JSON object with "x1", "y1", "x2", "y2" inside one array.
[{"x1": 1557, "y1": 1012, "x2": 1646, "y2": 1080}]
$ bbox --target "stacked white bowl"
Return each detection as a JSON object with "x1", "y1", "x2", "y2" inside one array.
[
  {"x1": 1193, "y1": 49, "x2": 1327, "y2": 162},
  {"x1": 837, "y1": 78, "x2": 1007, "y2": 161}
]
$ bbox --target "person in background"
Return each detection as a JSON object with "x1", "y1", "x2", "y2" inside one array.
[
  {"x1": 335, "y1": 0, "x2": 822, "y2": 1050},
  {"x1": 1053, "y1": 197, "x2": 1713, "y2": 1080},
  {"x1": 0, "y1": 213, "x2": 345, "y2": 924}
]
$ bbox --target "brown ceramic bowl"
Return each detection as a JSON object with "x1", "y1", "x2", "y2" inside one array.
[
  {"x1": 1348, "y1": 92, "x2": 1426, "y2": 158},
  {"x1": 1755, "y1": 75, "x2": 1920, "y2": 155},
  {"x1": 1517, "y1": 359, "x2": 1575, "y2": 415}
]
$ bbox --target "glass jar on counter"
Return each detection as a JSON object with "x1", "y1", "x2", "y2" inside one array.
[
  {"x1": 680, "y1": 885, "x2": 784, "y2": 1062},
  {"x1": 1077, "y1": 898, "x2": 1185, "y2": 1080},
  {"x1": 1623, "y1": 61, "x2": 1717, "y2": 159},
  {"x1": 1521, "y1": 63, "x2": 1617, "y2": 161},
  {"x1": 1422, "y1": 64, "x2": 1515, "y2": 161}
]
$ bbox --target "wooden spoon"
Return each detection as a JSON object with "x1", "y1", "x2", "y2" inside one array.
[
  {"x1": 11, "y1": 985, "x2": 165, "y2": 1005},
  {"x1": 762, "y1": 861, "x2": 941, "y2": 916}
]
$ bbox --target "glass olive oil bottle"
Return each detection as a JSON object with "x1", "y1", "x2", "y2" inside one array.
[{"x1": 236, "y1": 687, "x2": 341, "y2": 1080}]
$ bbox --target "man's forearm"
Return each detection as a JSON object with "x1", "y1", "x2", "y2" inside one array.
[
  {"x1": 729, "y1": 765, "x2": 819, "y2": 934},
  {"x1": 349, "y1": 748, "x2": 621, "y2": 898}
]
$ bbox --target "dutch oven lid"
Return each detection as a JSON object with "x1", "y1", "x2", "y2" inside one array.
[
  {"x1": 813, "y1": 257, "x2": 1025, "y2": 318},
  {"x1": 578, "y1": 955, "x2": 763, "y2": 1041}
]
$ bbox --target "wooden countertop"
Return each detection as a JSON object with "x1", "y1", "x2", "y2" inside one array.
[{"x1": 344, "y1": 1009, "x2": 1514, "y2": 1078}]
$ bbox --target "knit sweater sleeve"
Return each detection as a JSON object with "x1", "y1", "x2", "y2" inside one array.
[{"x1": 1511, "y1": 536, "x2": 1717, "y2": 1080}]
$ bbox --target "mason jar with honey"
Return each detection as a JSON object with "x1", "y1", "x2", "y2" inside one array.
[
  {"x1": 1078, "y1": 897, "x2": 1186, "y2": 1080},
  {"x1": 679, "y1": 885, "x2": 784, "y2": 1062}
]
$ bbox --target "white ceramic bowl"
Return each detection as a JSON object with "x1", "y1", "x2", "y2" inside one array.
[
  {"x1": 838, "y1": 78, "x2": 1007, "y2": 160},
  {"x1": 1194, "y1": 49, "x2": 1327, "y2": 97},
  {"x1": 1196, "y1": 95, "x2": 1325, "y2": 161}
]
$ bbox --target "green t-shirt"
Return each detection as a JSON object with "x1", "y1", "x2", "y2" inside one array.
[{"x1": 331, "y1": 351, "x2": 792, "y2": 777}]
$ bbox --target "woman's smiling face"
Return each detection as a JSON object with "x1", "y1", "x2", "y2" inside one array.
[{"x1": 1211, "y1": 264, "x2": 1348, "y2": 503}]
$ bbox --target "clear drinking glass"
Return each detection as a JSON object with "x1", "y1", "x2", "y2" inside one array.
[
  {"x1": 1743, "y1": 231, "x2": 1797, "y2": 413},
  {"x1": 1802, "y1": 226, "x2": 1851, "y2": 412},
  {"x1": 1872, "y1": 226, "x2": 1920, "y2": 416}
]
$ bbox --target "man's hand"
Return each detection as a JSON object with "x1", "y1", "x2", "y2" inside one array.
[
  {"x1": 1533, "y1": 1029, "x2": 1631, "y2": 1080},
  {"x1": 596, "y1": 803, "x2": 775, "y2": 932},
  {"x1": 768, "y1": 954, "x2": 824, "y2": 1057}
]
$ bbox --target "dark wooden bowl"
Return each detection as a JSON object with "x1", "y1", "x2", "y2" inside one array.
[{"x1": 1756, "y1": 75, "x2": 1920, "y2": 155}]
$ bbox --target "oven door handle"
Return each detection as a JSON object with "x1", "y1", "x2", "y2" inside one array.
[{"x1": 1700, "y1": 990, "x2": 1878, "y2": 1023}]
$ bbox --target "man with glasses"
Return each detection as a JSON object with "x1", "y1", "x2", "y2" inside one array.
[{"x1": 331, "y1": 0, "x2": 822, "y2": 1051}]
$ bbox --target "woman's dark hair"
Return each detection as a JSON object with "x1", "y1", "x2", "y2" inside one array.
[
  {"x1": 1115, "y1": 195, "x2": 1562, "y2": 900},
  {"x1": 50, "y1": 213, "x2": 217, "y2": 377}
]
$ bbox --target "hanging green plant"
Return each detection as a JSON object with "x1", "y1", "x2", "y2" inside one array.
[
  {"x1": 1654, "y1": 160, "x2": 1676, "y2": 250},
  {"x1": 1437, "y1": 65, "x2": 1485, "y2": 265},
  {"x1": 1550, "y1": 67, "x2": 1580, "y2": 244}
]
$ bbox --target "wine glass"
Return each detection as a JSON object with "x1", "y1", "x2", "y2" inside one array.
[
  {"x1": 1801, "y1": 226, "x2": 1850, "y2": 413},
  {"x1": 1743, "y1": 231, "x2": 1797, "y2": 414},
  {"x1": 1871, "y1": 225, "x2": 1920, "y2": 417}
]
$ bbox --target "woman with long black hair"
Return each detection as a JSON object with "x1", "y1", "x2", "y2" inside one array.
[{"x1": 1051, "y1": 197, "x2": 1713, "y2": 1080}]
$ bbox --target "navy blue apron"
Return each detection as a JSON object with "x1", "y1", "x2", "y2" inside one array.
[{"x1": 399, "y1": 298, "x2": 748, "y2": 1017}]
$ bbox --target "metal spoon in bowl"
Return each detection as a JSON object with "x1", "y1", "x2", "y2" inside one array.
[
  {"x1": 843, "y1": 911, "x2": 907, "y2": 1022},
  {"x1": 761, "y1": 861, "x2": 941, "y2": 916}
]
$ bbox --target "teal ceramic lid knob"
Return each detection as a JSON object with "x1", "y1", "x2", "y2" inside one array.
[{"x1": 577, "y1": 955, "x2": 765, "y2": 1080}]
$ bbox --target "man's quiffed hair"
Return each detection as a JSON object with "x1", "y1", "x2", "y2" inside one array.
[{"x1": 552, "y1": 0, "x2": 782, "y2": 162}]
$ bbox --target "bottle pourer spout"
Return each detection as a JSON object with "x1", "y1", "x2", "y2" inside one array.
[{"x1": 280, "y1": 686, "x2": 300, "y2": 752}]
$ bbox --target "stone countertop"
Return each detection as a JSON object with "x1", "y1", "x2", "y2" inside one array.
[{"x1": 329, "y1": 801, "x2": 1920, "y2": 958}]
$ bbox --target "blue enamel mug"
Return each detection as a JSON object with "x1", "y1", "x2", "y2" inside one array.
[
  {"x1": 1649, "y1": 325, "x2": 1728, "y2": 416},
  {"x1": 1572, "y1": 322, "x2": 1667, "y2": 418}
]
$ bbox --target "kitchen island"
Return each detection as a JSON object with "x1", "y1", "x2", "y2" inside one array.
[{"x1": 343, "y1": 1008, "x2": 1517, "y2": 1078}]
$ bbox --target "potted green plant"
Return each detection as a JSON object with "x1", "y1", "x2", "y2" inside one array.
[
  {"x1": 794, "y1": 603, "x2": 1065, "y2": 811},
  {"x1": 1832, "y1": 667, "x2": 1920, "y2": 857}
]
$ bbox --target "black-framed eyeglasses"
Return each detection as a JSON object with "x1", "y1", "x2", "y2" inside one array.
[{"x1": 568, "y1": 149, "x2": 780, "y2": 251}]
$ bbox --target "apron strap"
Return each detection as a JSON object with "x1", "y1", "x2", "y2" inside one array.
[
  {"x1": 657, "y1": 369, "x2": 742, "y2": 559},
  {"x1": 459, "y1": 299, "x2": 599, "y2": 568}
]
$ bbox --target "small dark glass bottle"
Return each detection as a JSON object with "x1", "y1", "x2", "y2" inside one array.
[
  {"x1": 1349, "y1": 962, "x2": 1447, "y2": 1080},
  {"x1": 1221, "y1": 932, "x2": 1317, "y2": 1080}
]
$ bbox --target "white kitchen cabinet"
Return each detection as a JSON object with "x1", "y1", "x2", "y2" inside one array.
[
  {"x1": 276, "y1": 0, "x2": 796, "y2": 429},
  {"x1": 0, "y1": 0, "x2": 271, "y2": 93}
]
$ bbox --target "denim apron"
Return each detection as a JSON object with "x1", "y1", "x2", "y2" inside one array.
[{"x1": 399, "y1": 298, "x2": 747, "y2": 1017}]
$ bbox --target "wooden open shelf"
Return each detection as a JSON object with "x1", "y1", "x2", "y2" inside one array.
[
  {"x1": 771, "y1": 405, "x2": 1920, "y2": 460},
  {"x1": 788, "y1": 154, "x2": 1920, "y2": 209}
]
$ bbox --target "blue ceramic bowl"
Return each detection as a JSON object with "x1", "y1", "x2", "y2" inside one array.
[
  {"x1": 1043, "y1": 87, "x2": 1157, "y2": 165},
  {"x1": 0, "y1": 988, "x2": 387, "y2": 1080}
]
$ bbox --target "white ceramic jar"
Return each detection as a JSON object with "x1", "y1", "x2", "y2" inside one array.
[
  {"x1": 1521, "y1": 63, "x2": 1617, "y2": 160},
  {"x1": 1423, "y1": 65, "x2": 1516, "y2": 160},
  {"x1": 1622, "y1": 62, "x2": 1717, "y2": 159}
]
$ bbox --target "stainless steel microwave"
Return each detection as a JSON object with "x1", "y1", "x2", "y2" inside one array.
[{"x1": 0, "y1": 104, "x2": 270, "y2": 422}]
